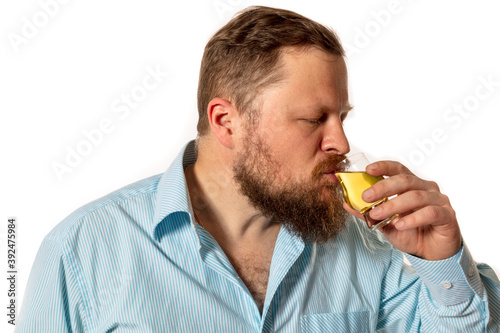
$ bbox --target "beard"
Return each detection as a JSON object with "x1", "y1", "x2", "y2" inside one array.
[{"x1": 233, "y1": 133, "x2": 349, "y2": 243}]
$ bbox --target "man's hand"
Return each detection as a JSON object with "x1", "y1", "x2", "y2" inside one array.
[{"x1": 343, "y1": 160, "x2": 462, "y2": 261}]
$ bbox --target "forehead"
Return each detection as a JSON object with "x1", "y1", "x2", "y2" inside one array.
[
  {"x1": 258, "y1": 47, "x2": 350, "y2": 115},
  {"x1": 283, "y1": 46, "x2": 347, "y2": 95}
]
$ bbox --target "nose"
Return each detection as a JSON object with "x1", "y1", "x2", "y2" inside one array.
[{"x1": 320, "y1": 119, "x2": 350, "y2": 155}]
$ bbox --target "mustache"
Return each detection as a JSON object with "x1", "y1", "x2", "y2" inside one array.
[{"x1": 311, "y1": 154, "x2": 347, "y2": 180}]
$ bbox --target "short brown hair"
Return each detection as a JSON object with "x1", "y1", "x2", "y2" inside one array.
[{"x1": 196, "y1": 6, "x2": 345, "y2": 136}]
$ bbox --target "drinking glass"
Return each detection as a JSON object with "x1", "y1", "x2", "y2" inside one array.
[{"x1": 335, "y1": 153, "x2": 399, "y2": 231}]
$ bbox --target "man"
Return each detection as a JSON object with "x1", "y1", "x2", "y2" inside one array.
[{"x1": 17, "y1": 6, "x2": 500, "y2": 332}]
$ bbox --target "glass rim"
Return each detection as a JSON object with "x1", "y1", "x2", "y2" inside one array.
[{"x1": 336, "y1": 152, "x2": 369, "y2": 172}]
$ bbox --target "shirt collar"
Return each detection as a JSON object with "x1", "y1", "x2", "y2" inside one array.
[{"x1": 151, "y1": 140, "x2": 197, "y2": 241}]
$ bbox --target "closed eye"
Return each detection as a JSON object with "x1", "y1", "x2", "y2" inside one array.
[{"x1": 308, "y1": 114, "x2": 327, "y2": 125}]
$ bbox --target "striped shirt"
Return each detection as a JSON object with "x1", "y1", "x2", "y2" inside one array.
[{"x1": 16, "y1": 141, "x2": 500, "y2": 332}]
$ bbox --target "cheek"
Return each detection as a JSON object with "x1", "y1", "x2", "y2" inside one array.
[
  {"x1": 287, "y1": 137, "x2": 322, "y2": 168},
  {"x1": 274, "y1": 129, "x2": 321, "y2": 152},
  {"x1": 272, "y1": 149, "x2": 317, "y2": 182},
  {"x1": 261, "y1": 125, "x2": 322, "y2": 174}
]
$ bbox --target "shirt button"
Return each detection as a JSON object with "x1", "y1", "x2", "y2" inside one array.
[
  {"x1": 441, "y1": 281, "x2": 452, "y2": 289},
  {"x1": 468, "y1": 265, "x2": 476, "y2": 277}
]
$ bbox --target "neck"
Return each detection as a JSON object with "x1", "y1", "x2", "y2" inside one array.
[{"x1": 185, "y1": 145, "x2": 278, "y2": 244}]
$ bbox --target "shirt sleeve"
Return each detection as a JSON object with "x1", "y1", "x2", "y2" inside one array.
[
  {"x1": 15, "y1": 237, "x2": 89, "y2": 332},
  {"x1": 377, "y1": 243, "x2": 500, "y2": 332}
]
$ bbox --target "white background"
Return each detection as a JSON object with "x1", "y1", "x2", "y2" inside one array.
[{"x1": 1, "y1": 0, "x2": 499, "y2": 331}]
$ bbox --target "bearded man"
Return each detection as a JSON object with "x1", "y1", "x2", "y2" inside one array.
[{"x1": 17, "y1": 6, "x2": 500, "y2": 332}]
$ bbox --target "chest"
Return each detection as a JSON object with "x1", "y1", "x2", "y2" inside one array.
[
  {"x1": 89, "y1": 231, "x2": 382, "y2": 332},
  {"x1": 226, "y1": 249, "x2": 274, "y2": 311}
]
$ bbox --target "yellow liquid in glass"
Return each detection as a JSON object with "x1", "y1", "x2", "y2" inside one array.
[{"x1": 335, "y1": 171, "x2": 386, "y2": 213}]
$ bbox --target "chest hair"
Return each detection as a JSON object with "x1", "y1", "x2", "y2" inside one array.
[{"x1": 227, "y1": 250, "x2": 273, "y2": 313}]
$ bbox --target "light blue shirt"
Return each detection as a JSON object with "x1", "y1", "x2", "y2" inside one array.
[{"x1": 17, "y1": 141, "x2": 500, "y2": 332}]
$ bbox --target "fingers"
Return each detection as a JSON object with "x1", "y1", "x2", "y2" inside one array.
[
  {"x1": 366, "y1": 160, "x2": 439, "y2": 190},
  {"x1": 367, "y1": 190, "x2": 449, "y2": 222},
  {"x1": 389, "y1": 205, "x2": 456, "y2": 231},
  {"x1": 363, "y1": 170, "x2": 440, "y2": 203},
  {"x1": 365, "y1": 160, "x2": 413, "y2": 177},
  {"x1": 361, "y1": 160, "x2": 454, "y2": 232}
]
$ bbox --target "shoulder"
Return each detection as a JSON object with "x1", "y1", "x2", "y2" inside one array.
[{"x1": 45, "y1": 173, "x2": 162, "y2": 247}]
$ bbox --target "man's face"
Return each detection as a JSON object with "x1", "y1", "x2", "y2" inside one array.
[{"x1": 233, "y1": 47, "x2": 352, "y2": 242}]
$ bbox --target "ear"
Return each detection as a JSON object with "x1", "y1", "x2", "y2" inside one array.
[{"x1": 207, "y1": 97, "x2": 238, "y2": 149}]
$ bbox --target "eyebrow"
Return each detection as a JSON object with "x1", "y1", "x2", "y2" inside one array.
[
  {"x1": 341, "y1": 105, "x2": 353, "y2": 120},
  {"x1": 344, "y1": 104, "x2": 354, "y2": 112},
  {"x1": 296, "y1": 103, "x2": 354, "y2": 116},
  {"x1": 321, "y1": 103, "x2": 354, "y2": 114}
]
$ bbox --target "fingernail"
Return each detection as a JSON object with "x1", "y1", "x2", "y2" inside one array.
[
  {"x1": 368, "y1": 163, "x2": 378, "y2": 171},
  {"x1": 395, "y1": 219, "x2": 404, "y2": 229},
  {"x1": 363, "y1": 189, "x2": 374, "y2": 201},
  {"x1": 372, "y1": 207, "x2": 382, "y2": 216}
]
